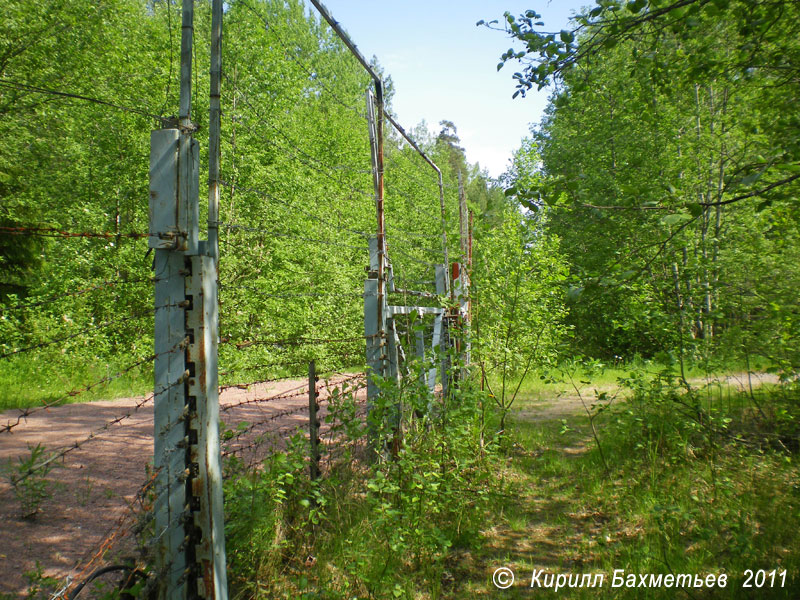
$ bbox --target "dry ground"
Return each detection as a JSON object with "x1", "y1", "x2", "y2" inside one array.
[{"x1": 0, "y1": 376, "x2": 365, "y2": 598}]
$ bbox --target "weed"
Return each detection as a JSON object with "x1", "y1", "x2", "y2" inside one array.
[
  {"x1": 76, "y1": 474, "x2": 94, "y2": 506},
  {"x1": 471, "y1": 370, "x2": 800, "y2": 599},
  {"x1": 223, "y1": 356, "x2": 498, "y2": 599},
  {"x1": 2, "y1": 443, "x2": 61, "y2": 519}
]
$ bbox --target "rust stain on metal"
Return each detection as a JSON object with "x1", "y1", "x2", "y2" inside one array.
[{"x1": 202, "y1": 559, "x2": 214, "y2": 599}]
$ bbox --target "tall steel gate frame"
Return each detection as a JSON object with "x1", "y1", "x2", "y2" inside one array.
[{"x1": 146, "y1": 2, "x2": 470, "y2": 598}]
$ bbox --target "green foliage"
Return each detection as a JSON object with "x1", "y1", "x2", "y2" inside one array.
[
  {"x1": 472, "y1": 191, "x2": 568, "y2": 429},
  {"x1": 486, "y1": 368, "x2": 800, "y2": 599},
  {"x1": 2, "y1": 443, "x2": 61, "y2": 519},
  {"x1": 223, "y1": 359, "x2": 498, "y2": 599},
  {"x1": 224, "y1": 432, "x2": 318, "y2": 593},
  {"x1": 0, "y1": 562, "x2": 64, "y2": 600},
  {"x1": 0, "y1": 0, "x2": 485, "y2": 410},
  {"x1": 590, "y1": 377, "x2": 800, "y2": 594},
  {"x1": 485, "y1": 1, "x2": 800, "y2": 95},
  {"x1": 491, "y1": 0, "x2": 800, "y2": 371}
]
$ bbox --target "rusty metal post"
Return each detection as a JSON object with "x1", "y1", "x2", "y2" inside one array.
[
  {"x1": 375, "y1": 85, "x2": 386, "y2": 340},
  {"x1": 365, "y1": 89, "x2": 386, "y2": 378},
  {"x1": 458, "y1": 172, "x2": 468, "y2": 272},
  {"x1": 466, "y1": 210, "x2": 473, "y2": 366},
  {"x1": 381, "y1": 111, "x2": 450, "y2": 298},
  {"x1": 151, "y1": 2, "x2": 227, "y2": 597},
  {"x1": 308, "y1": 361, "x2": 320, "y2": 481},
  {"x1": 186, "y1": 255, "x2": 228, "y2": 599},
  {"x1": 151, "y1": 2, "x2": 196, "y2": 594},
  {"x1": 434, "y1": 264, "x2": 451, "y2": 401},
  {"x1": 386, "y1": 316, "x2": 402, "y2": 454},
  {"x1": 208, "y1": 0, "x2": 222, "y2": 269},
  {"x1": 364, "y1": 237, "x2": 382, "y2": 457},
  {"x1": 438, "y1": 170, "x2": 451, "y2": 300},
  {"x1": 151, "y1": 240, "x2": 188, "y2": 599},
  {"x1": 456, "y1": 172, "x2": 470, "y2": 373}
]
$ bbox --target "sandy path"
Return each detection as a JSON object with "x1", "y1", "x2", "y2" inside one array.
[
  {"x1": 514, "y1": 372, "x2": 780, "y2": 423},
  {"x1": 0, "y1": 375, "x2": 366, "y2": 597}
]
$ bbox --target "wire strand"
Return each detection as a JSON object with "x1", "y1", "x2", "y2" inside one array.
[{"x1": 0, "y1": 79, "x2": 170, "y2": 123}]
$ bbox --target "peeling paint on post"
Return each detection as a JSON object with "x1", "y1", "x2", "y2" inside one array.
[
  {"x1": 151, "y1": 1, "x2": 227, "y2": 597},
  {"x1": 151, "y1": 127, "x2": 189, "y2": 598},
  {"x1": 364, "y1": 269, "x2": 380, "y2": 456},
  {"x1": 434, "y1": 264, "x2": 451, "y2": 401},
  {"x1": 186, "y1": 255, "x2": 227, "y2": 599}
]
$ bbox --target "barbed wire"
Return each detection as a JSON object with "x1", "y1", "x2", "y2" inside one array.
[
  {"x1": 219, "y1": 284, "x2": 363, "y2": 301},
  {"x1": 219, "y1": 180, "x2": 370, "y2": 240},
  {"x1": 66, "y1": 468, "x2": 158, "y2": 598},
  {"x1": 223, "y1": 426, "x2": 304, "y2": 470},
  {"x1": 221, "y1": 98, "x2": 376, "y2": 216},
  {"x1": 219, "y1": 373, "x2": 365, "y2": 444},
  {"x1": 234, "y1": 0, "x2": 368, "y2": 120},
  {"x1": 0, "y1": 0, "x2": 460, "y2": 593},
  {"x1": 385, "y1": 144, "x2": 439, "y2": 200},
  {"x1": 0, "y1": 301, "x2": 187, "y2": 360},
  {"x1": 218, "y1": 222, "x2": 368, "y2": 251},
  {"x1": 5, "y1": 392, "x2": 155, "y2": 490},
  {"x1": 219, "y1": 374, "x2": 311, "y2": 391},
  {"x1": 385, "y1": 233, "x2": 446, "y2": 258},
  {"x1": 0, "y1": 79, "x2": 171, "y2": 124},
  {"x1": 220, "y1": 383, "x2": 309, "y2": 413},
  {"x1": 0, "y1": 277, "x2": 158, "y2": 314},
  {"x1": 219, "y1": 357, "x2": 363, "y2": 380},
  {"x1": 221, "y1": 75, "x2": 451, "y2": 237},
  {"x1": 0, "y1": 225, "x2": 151, "y2": 240},
  {"x1": 1, "y1": 336, "x2": 189, "y2": 434},
  {"x1": 384, "y1": 244, "x2": 440, "y2": 268},
  {"x1": 220, "y1": 405, "x2": 310, "y2": 457},
  {"x1": 223, "y1": 82, "x2": 372, "y2": 183},
  {"x1": 229, "y1": 335, "x2": 366, "y2": 350}
]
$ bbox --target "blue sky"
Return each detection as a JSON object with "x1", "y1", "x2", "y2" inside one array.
[{"x1": 319, "y1": 1, "x2": 588, "y2": 178}]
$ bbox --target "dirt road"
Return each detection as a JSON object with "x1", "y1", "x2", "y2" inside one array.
[{"x1": 0, "y1": 376, "x2": 365, "y2": 597}]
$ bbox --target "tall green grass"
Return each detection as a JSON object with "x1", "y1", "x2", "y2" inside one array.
[
  {"x1": 472, "y1": 376, "x2": 800, "y2": 599},
  {"x1": 486, "y1": 354, "x2": 777, "y2": 406},
  {"x1": 0, "y1": 352, "x2": 152, "y2": 412}
]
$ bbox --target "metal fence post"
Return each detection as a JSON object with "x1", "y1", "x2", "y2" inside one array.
[
  {"x1": 386, "y1": 317, "x2": 402, "y2": 455},
  {"x1": 458, "y1": 172, "x2": 470, "y2": 371},
  {"x1": 186, "y1": 254, "x2": 228, "y2": 599},
  {"x1": 150, "y1": 128, "x2": 192, "y2": 600},
  {"x1": 308, "y1": 361, "x2": 320, "y2": 482},
  {"x1": 435, "y1": 264, "x2": 450, "y2": 400},
  {"x1": 364, "y1": 237, "x2": 381, "y2": 456},
  {"x1": 208, "y1": 0, "x2": 222, "y2": 269},
  {"x1": 150, "y1": 1, "x2": 227, "y2": 597}
]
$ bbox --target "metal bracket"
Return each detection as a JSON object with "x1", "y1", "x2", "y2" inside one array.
[{"x1": 149, "y1": 129, "x2": 199, "y2": 254}]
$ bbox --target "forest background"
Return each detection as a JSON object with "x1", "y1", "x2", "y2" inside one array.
[
  {"x1": 1, "y1": 0, "x2": 799, "y2": 598},
  {"x1": 2, "y1": 0, "x2": 798, "y2": 404}
]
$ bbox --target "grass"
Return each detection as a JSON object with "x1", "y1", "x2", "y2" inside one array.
[
  {"x1": 0, "y1": 351, "x2": 356, "y2": 412},
  {"x1": 0, "y1": 352, "x2": 152, "y2": 412},
  {"x1": 222, "y1": 380, "x2": 497, "y2": 600},
  {"x1": 454, "y1": 376, "x2": 800, "y2": 598},
  {"x1": 217, "y1": 364, "x2": 800, "y2": 599}
]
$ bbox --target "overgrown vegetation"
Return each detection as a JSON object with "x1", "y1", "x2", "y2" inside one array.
[
  {"x1": 468, "y1": 369, "x2": 800, "y2": 598},
  {"x1": 223, "y1": 360, "x2": 500, "y2": 599},
  {"x1": 1, "y1": 443, "x2": 62, "y2": 520},
  {"x1": 2, "y1": 0, "x2": 799, "y2": 597},
  {"x1": 0, "y1": 0, "x2": 500, "y2": 410}
]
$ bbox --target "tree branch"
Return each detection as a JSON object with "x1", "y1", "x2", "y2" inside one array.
[{"x1": 700, "y1": 173, "x2": 800, "y2": 207}]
